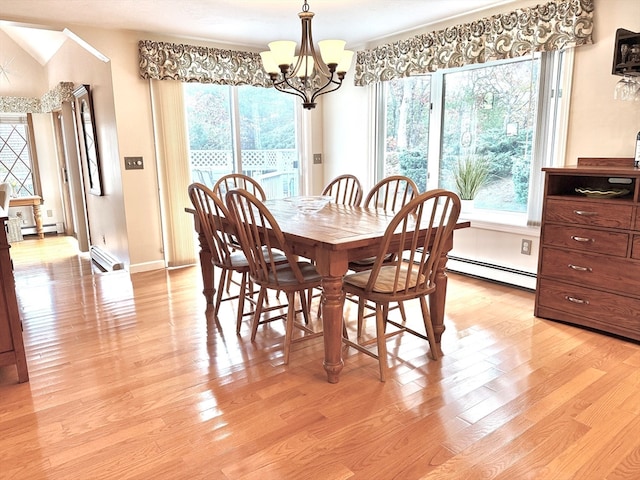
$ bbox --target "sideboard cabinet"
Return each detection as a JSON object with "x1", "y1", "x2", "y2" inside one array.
[
  {"x1": 0, "y1": 213, "x2": 29, "y2": 382},
  {"x1": 535, "y1": 158, "x2": 640, "y2": 342}
]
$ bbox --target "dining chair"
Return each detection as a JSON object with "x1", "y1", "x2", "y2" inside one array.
[
  {"x1": 188, "y1": 182, "x2": 278, "y2": 334},
  {"x1": 362, "y1": 175, "x2": 420, "y2": 211},
  {"x1": 225, "y1": 188, "x2": 323, "y2": 364},
  {"x1": 213, "y1": 173, "x2": 267, "y2": 201},
  {"x1": 211, "y1": 173, "x2": 269, "y2": 293},
  {"x1": 342, "y1": 189, "x2": 461, "y2": 381},
  {"x1": 321, "y1": 174, "x2": 363, "y2": 206},
  {"x1": 348, "y1": 175, "x2": 420, "y2": 336}
]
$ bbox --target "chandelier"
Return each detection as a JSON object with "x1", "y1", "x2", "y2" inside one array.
[{"x1": 260, "y1": 1, "x2": 354, "y2": 110}]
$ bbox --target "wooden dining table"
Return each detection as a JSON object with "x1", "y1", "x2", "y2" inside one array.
[{"x1": 188, "y1": 199, "x2": 469, "y2": 383}]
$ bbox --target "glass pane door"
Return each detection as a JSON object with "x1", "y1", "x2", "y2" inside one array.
[
  {"x1": 237, "y1": 85, "x2": 298, "y2": 198},
  {"x1": 184, "y1": 83, "x2": 299, "y2": 198}
]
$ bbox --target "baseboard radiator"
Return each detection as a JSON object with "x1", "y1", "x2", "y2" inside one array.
[
  {"x1": 447, "y1": 256, "x2": 536, "y2": 291},
  {"x1": 90, "y1": 246, "x2": 125, "y2": 272}
]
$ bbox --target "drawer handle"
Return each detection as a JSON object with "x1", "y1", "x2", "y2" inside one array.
[
  {"x1": 573, "y1": 210, "x2": 598, "y2": 217},
  {"x1": 570, "y1": 235, "x2": 594, "y2": 243},
  {"x1": 568, "y1": 263, "x2": 592, "y2": 272},
  {"x1": 565, "y1": 295, "x2": 590, "y2": 305}
]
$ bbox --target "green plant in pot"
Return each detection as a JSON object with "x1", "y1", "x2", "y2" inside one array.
[{"x1": 453, "y1": 156, "x2": 489, "y2": 201}]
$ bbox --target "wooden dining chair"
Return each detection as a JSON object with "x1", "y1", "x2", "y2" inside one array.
[
  {"x1": 213, "y1": 173, "x2": 267, "y2": 200},
  {"x1": 348, "y1": 175, "x2": 420, "y2": 336},
  {"x1": 211, "y1": 173, "x2": 269, "y2": 293},
  {"x1": 188, "y1": 182, "x2": 276, "y2": 334},
  {"x1": 362, "y1": 175, "x2": 420, "y2": 211},
  {"x1": 342, "y1": 189, "x2": 461, "y2": 381},
  {"x1": 225, "y1": 188, "x2": 323, "y2": 364},
  {"x1": 321, "y1": 174, "x2": 363, "y2": 206}
]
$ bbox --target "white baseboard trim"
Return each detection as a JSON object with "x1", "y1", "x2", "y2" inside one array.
[
  {"x1": 21, "y1": 223, "x2": 60, "y2": 235},
  {"x1": 128, "y1": 260, "x2": 166, "y2": 274},
  {"x1": 447, "y1": 256, "x2": 536, "y2": 291}
]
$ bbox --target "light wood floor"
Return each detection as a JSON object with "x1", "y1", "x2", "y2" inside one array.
[{"x1": 2, "y1": 235, "x2": 640, "y2": 479}]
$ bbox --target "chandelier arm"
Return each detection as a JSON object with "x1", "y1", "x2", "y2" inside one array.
[
  {"x1": 309, "y1": 74, "x2": 344, "y2": 104},
  {"x1": 272, "y1": 74, "x2": 311, "y2": 103}
]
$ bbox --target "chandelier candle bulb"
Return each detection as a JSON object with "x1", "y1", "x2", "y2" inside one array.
[
  {"x1": 337, "y1": 50, "x2": 354, "y2": 74},
  {"x1": 268, "y1": 41, "x2": 296, "y2": 67},
  {"x1": 259, "y1": 51, "x2": 280, "y2": 74},
  {"x1": 318, "y1": 39, "x2": 346, "y2": 66}
]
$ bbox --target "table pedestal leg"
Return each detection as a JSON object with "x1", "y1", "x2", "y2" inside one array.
[
  {"x1": 197, "y1": 231, "x2": 214, "y2": 304},
  {"x1": 429, "y1": 252, "x2": 449, "y2": 357},
  {"x1": 321, "y1": 275, "x2": 345, "y2": 383}
]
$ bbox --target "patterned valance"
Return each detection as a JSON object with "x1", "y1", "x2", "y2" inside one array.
[
  {"x1": 354, "y1": 0, "x2": 594, "y2": 86},
  {"x1": 0, "y1": 82, "x2": 75, "y2": 114},
  {"x1": 138, "y1": 40, "x2": 271, "y2": 87}
]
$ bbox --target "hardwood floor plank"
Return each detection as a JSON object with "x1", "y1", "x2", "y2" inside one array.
[{"x1": 2, "y1": 236, "x2": 640, "y2": 479}]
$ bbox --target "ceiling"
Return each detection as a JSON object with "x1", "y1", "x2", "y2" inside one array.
[{"x1": 0, "y1": 0, "x2": 518, "y2": 65}]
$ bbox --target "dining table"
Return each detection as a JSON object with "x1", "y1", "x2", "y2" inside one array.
[{"x1": 187, "y1": 199, "x2": 469, "y2": 383}]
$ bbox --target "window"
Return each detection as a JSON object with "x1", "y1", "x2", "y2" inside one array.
[
  {"x1": 184, "y1": 83, "x2": 299, "y2": 198},
  {"x1": 377, "y1": 76, "x2": 431, "y2": 192},
  {"x1": 377, "y1": 51, "x2": 566, "y2": 224},
  {"x1": 0, "y1": 114, "x2": 38, "y2": 197}
]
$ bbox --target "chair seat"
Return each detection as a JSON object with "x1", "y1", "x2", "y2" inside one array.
[
  {"x1": 264, "y1": 261, "x2": 321, "y2": 288},
  {"x1": 344, "y1": 261, "x2": 426, "y2": 293},
  {"x1": 222, "y1": 247, "x2": 286, "y2": 270},
  {"x1": 349, "y1": 252, "x2": 394, "y2": 268}
]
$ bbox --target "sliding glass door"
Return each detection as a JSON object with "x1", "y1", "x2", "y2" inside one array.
[{"x1": 184, "y1": 83, "x2": 299, "y2": 198}]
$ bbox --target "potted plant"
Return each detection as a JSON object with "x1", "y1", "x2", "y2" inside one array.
[{"x1": 453, "y1": 156, "x2": 489, "y2": 212}]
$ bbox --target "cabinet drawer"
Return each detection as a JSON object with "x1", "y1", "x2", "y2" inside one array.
[
  {"x1": 543, "y1": 224, "x2": 628, "y2": 257},
  {"x1": 539, "y1": 247, "x2": 640, "y2": 293},
  {"x1": 632, "y1": 235, "x2": 640, "y2": 260},
  {"x1": 545, "y1": 198, "x2": 632, "y2": 229},
  {"x1": 537, "y1": 278, "x2": 640, "y2": 339}
]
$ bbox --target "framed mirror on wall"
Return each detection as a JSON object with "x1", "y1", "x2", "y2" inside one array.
[{"x1": 73, "y1": 84, "x2": 103, "y2": 196}]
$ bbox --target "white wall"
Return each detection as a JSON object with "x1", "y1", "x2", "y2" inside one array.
[
  {"x1": 45, "y1": 36, "x2": 131, "y2": 267},
  {"x1": 566, "y1": 0, "x2": 640, "y2": 162},
  {"x1": 0, "y1": 30, "x2": 47, "y2": 96},
  {"x1": 68, "y1": 27, "x2": 164, "y2": 272}
]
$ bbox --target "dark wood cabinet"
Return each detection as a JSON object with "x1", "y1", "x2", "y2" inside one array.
[
  {"x1": 0, "y1": 213, "x2": 29, "y2": 383},
  {"x1": 534, "y1": 158, "x2": 640, "y2": 342}
]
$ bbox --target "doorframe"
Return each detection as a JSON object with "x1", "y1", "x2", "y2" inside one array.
[{"x1": 54, "y1": 101, "x2": 90, "y2": 252}]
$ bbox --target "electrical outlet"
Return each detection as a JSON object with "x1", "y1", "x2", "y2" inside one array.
[
  {"x1": 313, "y1": 153, "x2": 322, "y2": 164},
  {"x1": 521, "y1": 239, "x2": 532, "y2": 255}
]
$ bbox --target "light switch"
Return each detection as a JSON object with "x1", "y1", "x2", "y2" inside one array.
[{"x1": 124, "y1": 156, "x2": 144, "y2": 170}]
